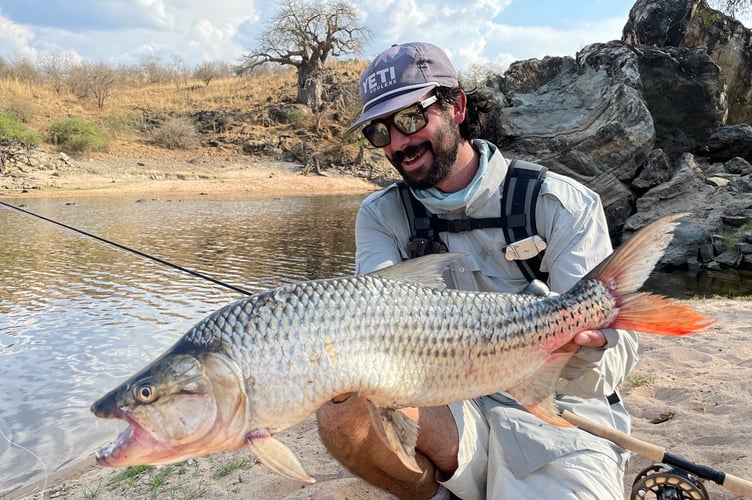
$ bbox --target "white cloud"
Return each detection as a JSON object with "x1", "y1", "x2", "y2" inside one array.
[
  {"x1": 185, "y1": 19, "x2": 246, "y2": 63},
  {"x1": 356, "y1": 0, "x2": 625, "y2": 72},
  {"x1": 0, "y1": 0, "x2": 630, "y2": 71},
  {"x1": 134, "y1": 0, "x2": 175, "y2": 30},
  {"x1": 0, "y1": 12, "x2": 37, "y2": 60}
]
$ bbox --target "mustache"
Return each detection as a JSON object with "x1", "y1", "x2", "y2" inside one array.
[{"x1": 391, "y1": 142, "x2": 432, "y2": 166}]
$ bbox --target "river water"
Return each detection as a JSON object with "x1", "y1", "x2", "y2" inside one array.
[
  {"x1": 0, "y1": 193, "x2": 361, "y2": 495},
  {"x1": 0, "y1": 193, "x2": 749, "y2": 494}
]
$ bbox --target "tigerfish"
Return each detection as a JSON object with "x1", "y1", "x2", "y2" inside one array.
[{"x1": 91, "y1": 213, "x2": 713, "y2": 483}]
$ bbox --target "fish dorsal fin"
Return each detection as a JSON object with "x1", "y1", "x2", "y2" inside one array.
[
  {"x1": 369, "y1": 252, "x2": 467, "y2": 289},
  {"x1": 246, "y1": 430, "x2": 315, "y2": 483},
  {"x1": 366, "y1": 402, "x2": 421, "y2": 473}
]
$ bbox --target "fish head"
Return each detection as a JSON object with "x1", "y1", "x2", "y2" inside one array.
[{"x1": 91, "y1": 343, "x2": 248, "y2": 467}]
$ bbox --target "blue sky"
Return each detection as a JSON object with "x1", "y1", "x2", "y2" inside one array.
[{"x1": 0, "y1": 0, "x2": 666, "y2": 73}]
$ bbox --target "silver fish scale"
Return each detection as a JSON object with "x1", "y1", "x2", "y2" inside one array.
[{"x1": 181, "y1": 275, "x2": 618, "y2": 429}]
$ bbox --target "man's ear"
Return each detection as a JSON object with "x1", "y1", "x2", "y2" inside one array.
[{"x1": 454, "y1": 90, "x2": 467, "y2": 125}]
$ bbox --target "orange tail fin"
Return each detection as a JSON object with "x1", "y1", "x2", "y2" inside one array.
[
  {"x1": 610, "y1": 292, "x2": 714, "y2": 335},
  {"x1": 588, "y1": 213, "x2": 715, "y2": 336}
]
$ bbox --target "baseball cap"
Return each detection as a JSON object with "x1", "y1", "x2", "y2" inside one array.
[{"x1": 345, "y1": 42, "x2": 459, "y2": 136}]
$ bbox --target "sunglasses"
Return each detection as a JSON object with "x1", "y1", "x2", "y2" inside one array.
[{"x1": 362, "y1": 95, "x2": 439, "y2": 148}]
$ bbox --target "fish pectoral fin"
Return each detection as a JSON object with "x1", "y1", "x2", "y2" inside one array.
[
  {"x1": 508, "y1": 352, "x2": 574, "y2": 428},
  {"x1": 246, "y1": 430, "x2": 315, "y2": 484},
  {"x1": 366, "y1": 402, "x2": 421, "y2": 473}
]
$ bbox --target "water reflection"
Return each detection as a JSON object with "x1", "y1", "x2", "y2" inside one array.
[{"x1": 645, "y1": 268, "x2": 752, "y2": 299}]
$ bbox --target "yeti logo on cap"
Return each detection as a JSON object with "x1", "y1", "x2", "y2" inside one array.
[{"x1": 363, "y1": 66, "x2": 397, "y2": 96}]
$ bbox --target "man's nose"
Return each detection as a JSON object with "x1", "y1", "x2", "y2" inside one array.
[{"x1": 383, "y1": 124, "x2": 410, "y2": 154}]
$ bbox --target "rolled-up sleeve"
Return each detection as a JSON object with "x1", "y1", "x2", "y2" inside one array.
[{"x1": 557, "y1": 329, "x2": 640, "y2": 397}]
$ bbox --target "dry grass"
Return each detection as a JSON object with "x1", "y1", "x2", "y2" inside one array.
[
  {"x1": 0, "y1": 59, "x2": 368, "y2": 158},
  {"x1": 109, "y1": 67, "x2": 299, "y2": 115}
]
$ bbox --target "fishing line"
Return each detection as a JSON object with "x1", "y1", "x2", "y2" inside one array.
[
  {"x1": 0, "y1": 200, "x2": 252, "y2": 296},
  {"x1": 0, "y1": 424, "x2": 49, "y2": 494}
]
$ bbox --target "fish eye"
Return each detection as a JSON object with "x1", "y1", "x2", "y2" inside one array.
[{"x1": 134, "y1": 382, "x2": 158, "y2": 403}]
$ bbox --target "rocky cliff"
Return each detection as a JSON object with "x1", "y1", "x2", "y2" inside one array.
[{"x1": 487, "y1": 0, "x2": 752, "y2": 272}]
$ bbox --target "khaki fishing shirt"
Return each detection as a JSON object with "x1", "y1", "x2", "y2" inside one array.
[{"x1": 354, "y1": 139, "x2": 639, "y2": 486}]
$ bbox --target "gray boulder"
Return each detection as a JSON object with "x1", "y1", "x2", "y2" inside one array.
[
  {"x1": 488, "y1": 40, "x2": 725, "y2": 234},
  {"x1": 705, "y1": 124, "x2": 752, "y2": 162},
  {"x1": 630, "y1": 44, "x2": 727, "y2": 157},
  {"x1": 623, "y1": 153, "x2": 752, "y2": 266},
  {"x1": 624, "y1": 0, "x2": 752, "y2": 125},
  {"x1": 479, "y1": 0, "x2": 752, "y2": 268}
]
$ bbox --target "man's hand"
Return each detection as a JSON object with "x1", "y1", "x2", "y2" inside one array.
[{"x1": 556, "y1": 330, "x2": 607, "y2": 353}]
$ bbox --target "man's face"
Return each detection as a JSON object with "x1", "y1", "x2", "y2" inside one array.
[{"x1": 381, "y1": 100, "x2": 462, "y2": 190}]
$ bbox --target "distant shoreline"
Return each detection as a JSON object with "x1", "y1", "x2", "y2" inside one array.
[{"x1": 0, "y1": 155, "x2": 384, "y2": 200}]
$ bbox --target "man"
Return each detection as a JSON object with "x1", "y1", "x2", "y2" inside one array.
[{"x1": 316, "y1": 42, "x2": 639, "y2": 499}]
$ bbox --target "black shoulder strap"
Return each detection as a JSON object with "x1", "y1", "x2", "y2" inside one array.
[
  {"x1": 501, "y1": 159, "x2": 549, "y2": 283},
  {"x1": 397, "y1": 181, "x2": 448, "y2": 257},
  {"x1": 397, "y1": 160, "x2": 549, "y2": 283}
]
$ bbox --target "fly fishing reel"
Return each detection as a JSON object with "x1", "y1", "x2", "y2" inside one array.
[{"x1": 631, "y1": 463, "x2": 709, "y2": 500}]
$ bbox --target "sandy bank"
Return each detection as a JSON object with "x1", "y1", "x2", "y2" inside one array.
[{"x1": 0, "y1": 154, "x2": 386, "y2": 200}]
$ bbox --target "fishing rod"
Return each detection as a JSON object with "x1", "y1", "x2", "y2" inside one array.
[
  {"x1": 562, "y1": 409, "x2": 752, "y2": 498},
  {"x1": 0, "y1": 200, "x2": 253, "y2": 296}
]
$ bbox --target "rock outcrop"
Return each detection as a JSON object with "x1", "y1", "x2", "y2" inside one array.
[
  {"x1": 624, "y1": 0, "x2": 752, "y2": 125},
  {"x1": 484, "y1": 0, "x2": 752, "y2": 271}
]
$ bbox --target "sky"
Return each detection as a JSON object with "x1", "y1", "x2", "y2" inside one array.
[{"x1": 0, "y1": 0, "x2": 716, "y2": 75}]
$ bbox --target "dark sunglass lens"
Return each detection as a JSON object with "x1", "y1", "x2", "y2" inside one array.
[
  {"x1": 393, "y1": 105, "x2": 426, "y2": 135},
  {"x1": 363, "y1": 122, "x2": 390, "y2": 147}
]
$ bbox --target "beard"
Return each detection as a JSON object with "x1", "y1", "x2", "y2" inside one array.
[{"x1": 389, "y1": 114, "x2": 461, "y2": 190}]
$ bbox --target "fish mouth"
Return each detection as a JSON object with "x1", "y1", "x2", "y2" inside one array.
[{"x1": 95, "y1": 413, "x2": 171, "y2": 466}]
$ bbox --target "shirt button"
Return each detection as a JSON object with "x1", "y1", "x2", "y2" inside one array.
[{"x1": 458, "y1": 267, "x2": 465, "y2": 273}]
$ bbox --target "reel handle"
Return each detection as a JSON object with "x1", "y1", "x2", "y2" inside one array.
[{"x1": 561, "y1": 410, "x2": 752, "y2": 497}]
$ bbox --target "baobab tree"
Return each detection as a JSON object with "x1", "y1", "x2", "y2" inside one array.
[{"x1": 241, "y1": 0, "x2": 371, "y2": 111}]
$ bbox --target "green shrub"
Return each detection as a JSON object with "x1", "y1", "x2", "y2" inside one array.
[
  {"x1": 0, "y1": 111, "x2": 41, "y2": 146},
  {"x1": 100, "y1": 111, "x2": 137, "y2": 137},
  {"x1": 4, "y1": 97, "x2": 37, "y2": 124},
  {"x1": 47, "y1": 117, "x2": 107, "y2": 153},
  {"x1": 151, "y1": 116, "x2": 199, "y2": 149}
]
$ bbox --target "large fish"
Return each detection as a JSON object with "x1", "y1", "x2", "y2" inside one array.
[{"x1": 91, "y1": 213, "x2": 713, "y2": 483}]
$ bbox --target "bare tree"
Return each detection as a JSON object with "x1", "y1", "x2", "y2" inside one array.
[
  {"x1": 39, "y1": 52, "x2": 75, "y2": 95},
  {"x1": 90, "y1": 63, "x2": 117, "y2": 108},
  {"x1": 459, "y1": 62, "x2": 506, "y2": 89},
  {"x1": 68, "y1": 62, "x2": 117, "y2": 109},
  {"x1": 241, "y1": 0, "x2": 371, "y2": 111},
  {"x1": 193, "y1": 60, "x2": 230, "y2": 87},
  {"x1": 8, "y1": 56, "x2": 41, "y2": 84},
  {"x1": 139, "y1": 55, "x2": 174, "y2": 84}
]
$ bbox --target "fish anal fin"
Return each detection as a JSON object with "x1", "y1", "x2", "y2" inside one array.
[
  {"x1": 508, "y1": 352, "x2": 574, "y2": 428},
  {"x1": 246, "y1": 430, "x2": 316, "y2": 483},
  {"x1": 366, "y1": 402, "x2": 421, "y2": 473}
]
